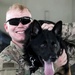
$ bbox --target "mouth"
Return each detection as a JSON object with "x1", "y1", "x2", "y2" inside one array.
[
  {"x1": 15, "y1": 27, "x2": 29, "y2": 34},
  {"x1": 16, "y1": 31, "x2": 24, "y2": 34},
  {"x1": 15, "y1": 30, "x2": 25, "y2": 34}
]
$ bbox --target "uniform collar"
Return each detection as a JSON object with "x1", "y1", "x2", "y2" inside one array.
[{"x1": 10, "y1": 41, "x2": 24, "y2": 56}]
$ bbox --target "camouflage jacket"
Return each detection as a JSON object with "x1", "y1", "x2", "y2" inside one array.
[
  {"x1": 62, "y1": 22, "x2": 75, "y2": 66},
  {"x1": 0, "y1": 41, "x2": 44, "y2": 75}
]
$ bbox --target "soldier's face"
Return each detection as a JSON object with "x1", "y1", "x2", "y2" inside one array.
[{"x1": 4, "y1": 9, "x2": 32, "y2": 43}]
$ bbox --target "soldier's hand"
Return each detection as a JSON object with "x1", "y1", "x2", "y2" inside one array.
[
  {"x1": 54, "y1": 50, "x2": 67, "y2": 68},
  {"x1": 41, "y1": 23, "x2": 54, "y2": 30}
]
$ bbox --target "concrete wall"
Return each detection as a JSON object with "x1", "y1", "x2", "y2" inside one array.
[
  {"x1": 72, "y1": 0, "x2": 75, "y2": 22},
  {"x1": 0, "y1": 0, "x2": 73, "y2": 32},
  {"x1": 26, "y1": 0, "x2": 72, "y2": 23}
]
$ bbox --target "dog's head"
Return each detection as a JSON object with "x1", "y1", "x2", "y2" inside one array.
[{"x1": 24, "y1": 20, "x2": 64, "y2": 63}]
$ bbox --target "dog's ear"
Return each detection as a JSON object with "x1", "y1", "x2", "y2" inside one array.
[
  {"x1": 25, "y1": 20, "x2": 42, "y2": 37},
  {"x1": 52, "y1": 21, "x2": 62, "y2": 36},
  {"x1": 30, "y1": 20, "x2": 42, "y2": 36}
]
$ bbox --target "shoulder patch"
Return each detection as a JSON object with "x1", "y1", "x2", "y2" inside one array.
[{"x1": 3, "y1": 62, "x2": 14, "y2": 68}]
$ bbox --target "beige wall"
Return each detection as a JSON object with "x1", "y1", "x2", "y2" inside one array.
[
  {"x1": 0, "y1": 0, "x2": 73, "y2": 32},
  {"x1": 26, "y1": 0, "x2": 72, "y2": 23},
  {"x1": 72, "y1": 0, "x2": 75, "y2": 22}
]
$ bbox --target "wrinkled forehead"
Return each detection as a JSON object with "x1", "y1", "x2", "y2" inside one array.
[{"x1": 6, "y1": 8, "x2": 32, "y2": 21}]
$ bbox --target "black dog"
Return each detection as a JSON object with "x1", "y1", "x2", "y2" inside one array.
[{"x1": 24, "y1": 20, "x2": 71, "y2": 75}]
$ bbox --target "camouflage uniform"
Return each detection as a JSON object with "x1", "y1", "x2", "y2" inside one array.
[
  {"x1": 0, "y1": 22, "x2": 75, "y2": 75},
  {"x1": 51, "y1": 22, "x2": 75, "y2": 74},
  {"x1": 62, "y1": 22, "x2": 75, "y2": 66},
  {"x1": 0, "y1": 41, "x2": 44, "y2": 75}
]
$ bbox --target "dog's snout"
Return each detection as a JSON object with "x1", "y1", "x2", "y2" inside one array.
[{"x1": 49, "y1": 55, "x2": 58, "y2": 62}]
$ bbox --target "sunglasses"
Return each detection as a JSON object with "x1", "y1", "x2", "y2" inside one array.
[{"x1": 6, "y1": 16, "x2": 32, "y2": 26}]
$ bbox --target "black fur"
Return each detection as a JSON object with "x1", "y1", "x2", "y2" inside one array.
[{"x1": 24, "y1": 20, "x2": 70, "y2": 75}]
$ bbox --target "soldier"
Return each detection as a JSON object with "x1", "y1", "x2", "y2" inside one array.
[{"x1": 0, "y1": 3, "x2": 68, "y2": 75}]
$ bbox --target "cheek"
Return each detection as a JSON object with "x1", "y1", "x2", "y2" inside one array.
[
  {"x1": 4, "y1": 24, "x2": 8, "y2": 33},
  {"x1": 7, "y1": 25, "x2": 15, "y2": 33},
  {"x1": 24, "y1": 23, "x2": 30, "y2": 28}
]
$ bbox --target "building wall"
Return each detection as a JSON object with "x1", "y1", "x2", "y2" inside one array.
[
  {"x1": 0, "y1": 0, "x2": 73, "y2": 32},
  {"x1": 26, "y1": 0, "x2": 72, "y2": 23},
  {"x1": 72, "y1": 0, "x2": 75, "y2": 22}
]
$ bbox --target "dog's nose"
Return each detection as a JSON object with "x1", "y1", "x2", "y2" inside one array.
[{"x1": 49, "y1": 56, "x2": 58, "y2": 62}]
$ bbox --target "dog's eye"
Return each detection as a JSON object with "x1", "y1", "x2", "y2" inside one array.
[
  {"x1": 40, "y1": 41, "x2": 47, "y2": 48},
  {"x1": 51, "y1": 41, "x2": 55, "y2": 45},
  {"x1": 54, "y1": 43, "x2": 57, "y2": 48},
  {"x1": 51, "y1": 41, "x2": 58, "y2": 49},
  {"x1": 51, "y1": 41, "x2": 57, "y2": 46}
]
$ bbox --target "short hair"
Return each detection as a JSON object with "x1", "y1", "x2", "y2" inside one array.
[
  {"x1": 6, "y1": 3, "x2": 31, "y2": 21},
  {"x1": 6, "y1": 3, "x2": 31, "y2": 15}
]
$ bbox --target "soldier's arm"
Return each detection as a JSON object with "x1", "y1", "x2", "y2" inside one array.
[
  {"x1": 0, "y1": 52, "x2": 17, "y2": 75},
  {"x1": 62, "y1": 23, "x2": 75, "y2": 66},
  {"x1": 62, "y1": 23, "x2": 75, "y2": 45}
]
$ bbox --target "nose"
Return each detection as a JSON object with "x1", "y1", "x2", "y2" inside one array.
[
  {"x1": 17, "y1": 22, "x2": 24, "y2": 27},
  {"x1": 49, "y1": 55, "x2": 58, "y2": 62},
  {"x1": 17, "y1": 22, "x2": 29, "y2": 30}
]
